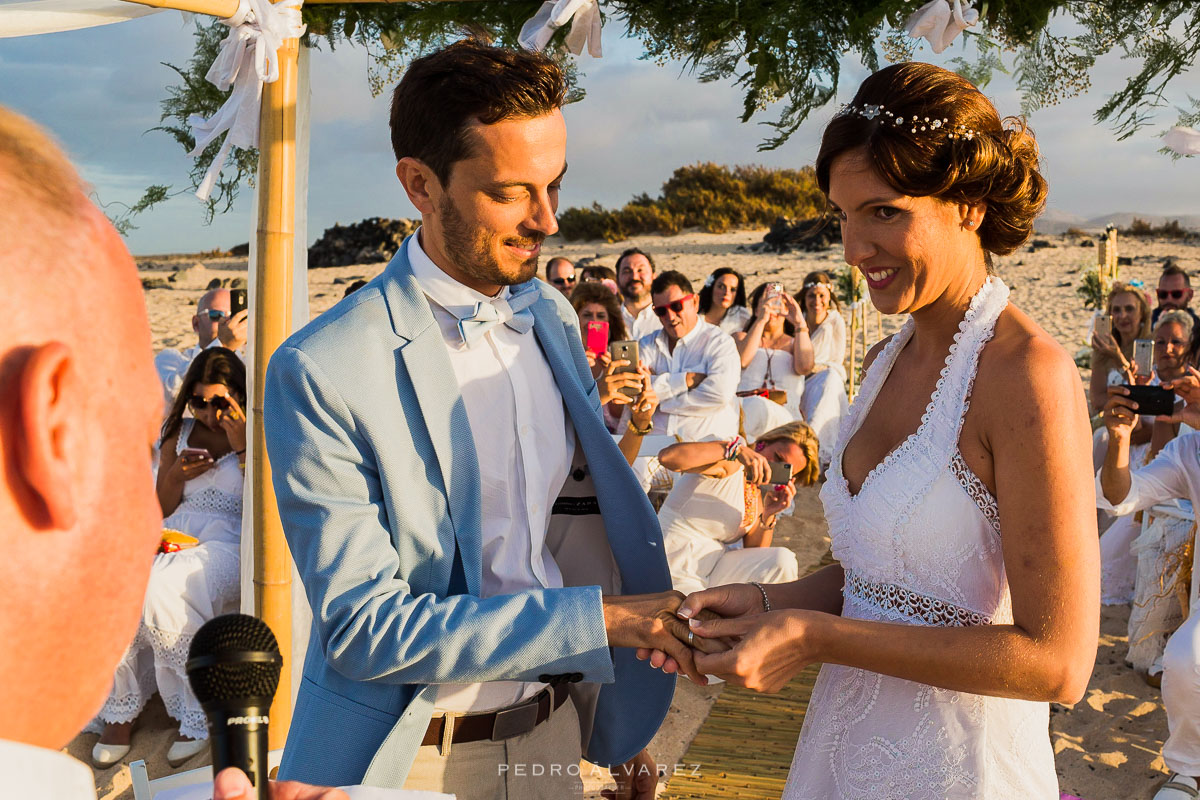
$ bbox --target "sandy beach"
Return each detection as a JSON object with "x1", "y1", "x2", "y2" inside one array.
[{"x1": 73, "y1": 227, "x2": 1200, "y2": 799}]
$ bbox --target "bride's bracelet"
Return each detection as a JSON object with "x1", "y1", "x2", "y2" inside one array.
[{"x1": 750, "y1": 581, "x2": 771, "y2": 612}]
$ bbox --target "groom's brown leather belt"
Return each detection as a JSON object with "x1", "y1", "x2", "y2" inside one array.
[{"x1": 421, "y1": 682, "x2": 569, "y2": 746}]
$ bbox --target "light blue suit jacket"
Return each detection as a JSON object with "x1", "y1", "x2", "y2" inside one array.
[{"x1": 264, "y1": 237, "x2": 675, "y2": 787}]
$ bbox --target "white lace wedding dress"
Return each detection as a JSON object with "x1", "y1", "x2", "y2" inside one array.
[{"x1": 783, "y1": 277, "x2": 1059, "y2": 799}]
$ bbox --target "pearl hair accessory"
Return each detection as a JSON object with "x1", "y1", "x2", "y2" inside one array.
[{"x1": 836, "y1": 103, "x2": 979, "y2": 140}]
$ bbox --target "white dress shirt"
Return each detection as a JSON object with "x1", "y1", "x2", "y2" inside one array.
[
  {"x1": 638, "y1": 319, "x2": 741, "y2": 441},
  {"x1": 1, "y1": 739, "x2": 95, "y2": 800},
  {"x1": 1096, "y1": 431, "x2": 1200, "y2": 517},
  {"x1": 408, "y1": 233, "x2": 575, "y2": 714},
  {"x1": 621, "y1": 301, "x2": 662, "y2": 341}
]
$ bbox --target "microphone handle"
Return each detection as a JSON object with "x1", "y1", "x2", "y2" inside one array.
[{"x1": 202, "y1": 697, "x2": 272, "y2": 800}]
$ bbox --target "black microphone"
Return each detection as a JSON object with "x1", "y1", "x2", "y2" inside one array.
[{"x1": 186, "y1": 613, "x2": 283, "y2": 799}]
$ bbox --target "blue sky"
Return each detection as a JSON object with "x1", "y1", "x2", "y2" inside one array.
[{"x1": 0, "y1": 10, "x2": 1195, "y2": 255}]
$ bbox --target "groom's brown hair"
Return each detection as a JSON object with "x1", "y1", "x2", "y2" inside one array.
[{"x1": 389, "y1": 39, "x2": 566, "y2": 186}]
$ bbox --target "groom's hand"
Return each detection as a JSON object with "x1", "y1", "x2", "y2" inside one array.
[{"x1": 603, "y1": 591, "x2": 710, "y2": 683}]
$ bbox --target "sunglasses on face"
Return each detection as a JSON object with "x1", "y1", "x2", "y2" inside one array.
[
  {"x1": 551, "y1": 275, "x2": 577, "y2": 287},
  {"x1": 189, "y1": 395, "x2": 231, "y2": 411},
  {"x1": 204, "y1": 309, "x2": 230, "y2": 321},
  {"x1": 1158, "y1": 290, "x2": 1188, "y2": 301},
  {"x1": 652, "y1": 294, "x2": 696, "y2": 317}
]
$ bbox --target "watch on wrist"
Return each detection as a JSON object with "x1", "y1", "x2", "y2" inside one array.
[{"x1": 629, "y1": 418, "x2": 654, "y2": 436}]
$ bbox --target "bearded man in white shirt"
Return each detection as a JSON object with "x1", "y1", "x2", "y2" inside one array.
[
  {"x1": 1099, "y1": 374, "x2": 1200, "y2": 800},
  {"x1": 637, "y1": 271, "x2": 741, "y2": 444},
  {"x1": 616, "y1": 248, "x2": 662, "y2": 341},
  {"x1": 0, "y1": 107, "x2": 343, "y2": 800}
]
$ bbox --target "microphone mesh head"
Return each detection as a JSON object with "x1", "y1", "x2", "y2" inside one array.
[{"x1": 187, "y1": 613, "x2": 282, "y2": 704}]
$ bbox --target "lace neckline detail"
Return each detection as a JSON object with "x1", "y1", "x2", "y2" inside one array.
[{"x1": 835, "y1": 276, "x2": 1008, "y2": 500}]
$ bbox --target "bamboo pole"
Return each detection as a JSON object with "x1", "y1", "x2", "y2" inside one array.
[{"x1": 253, "y1": 31, "x2": 298, "y2": 750}]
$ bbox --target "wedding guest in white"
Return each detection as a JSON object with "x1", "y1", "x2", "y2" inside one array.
[
  {"x1": 616, "y1": 247, "x2": 663, "y2": 341},
  {"x1": 154, "y1": 287, "x2": 247, "y2": 408},
  {"x1": 1099, "y1": 309, "x2": 1193, "y2": 606},
  {"x1": 734, "y1": 283, "x2": 812, "y2": 421},
  {"x1": 797, "y1": 271, "x2": 850, "y2": 467},
  {"x1": 638, "y1": 270, "x2": 741, "y2": 443},
  {"x1": 1098, "y1": 368, "x2": 1200, "y2": 800},
  {"x1": 92, "y1": 347, "x2": 247, "y2": 768},
  {"x1": 1089, "y1": 282, "x2": 1151, "y2": 415},
  {"x1": 652, "y1": 62, "x2": 1098, "y2": 799},
  {"x1": 699, "y1": 267, "x2": 752, "y2": 335},
  {"x1": 656, "y1": 422, "x2": 818, "y2": 595}
]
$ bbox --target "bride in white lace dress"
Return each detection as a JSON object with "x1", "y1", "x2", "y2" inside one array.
[{"x1": 652, "y1": 63, "x2": 1100, "y2": 799}]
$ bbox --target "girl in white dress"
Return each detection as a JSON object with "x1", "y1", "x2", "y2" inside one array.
[
  {"x1": 647, "y1": 63, "x2": 1099, "y2": 799},
  {"x1": 92, "y1": 348, "x2": 247, "y2": 768},
  {"x1": 735, "y1": 283, "x2": 813, "y2": 421},
  {"x1": 699, "y1": 267, "x2": 753, "y2": 335},
  {"x1": 797, "y1": 272, "x2": 850, "y2": 467},
  {"x1": 656, "y1": 421, "x2": 820, "y2": 594}
]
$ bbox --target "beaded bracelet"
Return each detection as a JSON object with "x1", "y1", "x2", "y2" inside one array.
[{"x1": 750, "y1": 581, "x2": 771, "y2": 612}]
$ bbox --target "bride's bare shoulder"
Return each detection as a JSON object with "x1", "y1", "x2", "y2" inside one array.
[{"x1": 976, "y1": 304, "x2": 1082, "y2": 407}]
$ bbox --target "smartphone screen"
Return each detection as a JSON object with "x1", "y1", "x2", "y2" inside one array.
[
  {"x1": 585, "y1": 320, "x2": 610, "y2": 356},
  {"x1": 1133, "y1": 339, "x2": 1154, "y2": 378},
  {"x1": 230, "y1": 288, "x2": 248, "y2": 317}
]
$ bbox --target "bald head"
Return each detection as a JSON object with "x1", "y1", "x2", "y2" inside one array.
[{"x1": 0, "y1": 107, "x2": 163, "y2": 748}]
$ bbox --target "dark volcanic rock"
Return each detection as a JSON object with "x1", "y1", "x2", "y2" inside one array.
[
  {"x1": 759, "y1": 216, "x2": 841, "y2": 253},
  {"x1": 308, "y1": 217, "x2": 418, "y2": 268}
]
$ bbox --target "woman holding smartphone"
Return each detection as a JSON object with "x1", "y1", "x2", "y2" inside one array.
[
  {"x1": 1089, "y1": 282, "x2": 1151, "y2": 415},
  {"x1": 92, "y1": 347, "x2": 248, "y2": 768},
  {"x1": 644, "y1": 63, "x2": 1098, "y2": 799},
  {"x1": 655, "y1": 422, "x2": 818, "y2": 595}
]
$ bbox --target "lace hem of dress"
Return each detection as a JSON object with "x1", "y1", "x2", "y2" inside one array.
[
  {"x1": 844, "y1": 569, "x2": 994, "y2": 627},
  {"x1": 949, "y1": 452, "x2": 1001, "y2": 537},
  {"x1": 175, "y1": 485, "x2": 243, "y2": 517}
]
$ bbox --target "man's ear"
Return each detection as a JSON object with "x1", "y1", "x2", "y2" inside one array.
[
  {"x1": 14, "y1": 342, "x2": 77, "y2": 530},
  {"x1": 396, "y1": 157, "x2": 441, "y2": 215},
  {"x1": 191, "y1": 314, "x2": 200, "y2": 335}
]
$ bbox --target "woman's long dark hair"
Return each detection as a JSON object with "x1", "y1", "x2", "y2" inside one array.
[
  {"x1": 698, "y1": 267, "x2": 747, "y2": 315},
  {"x1": 160, "y1": 347, "x2": 247, "y2": 445}
]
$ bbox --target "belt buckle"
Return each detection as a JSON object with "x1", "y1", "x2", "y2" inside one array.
[{"x1": 490, "y1": 697, "x2": 541, "y2": 741}]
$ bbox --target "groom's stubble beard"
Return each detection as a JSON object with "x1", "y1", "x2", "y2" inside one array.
[{"x1": 438, "y1": 195, "x2": 543, "y2": 288}]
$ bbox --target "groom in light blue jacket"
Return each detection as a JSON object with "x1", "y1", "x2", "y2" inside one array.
[{"x1": 264, "y1": 41, "x2": 702, "y2": 799}]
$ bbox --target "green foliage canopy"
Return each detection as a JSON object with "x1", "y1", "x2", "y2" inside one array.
[{"x1": 147, "y1": 0, "x2": 1199, "y2": 227}]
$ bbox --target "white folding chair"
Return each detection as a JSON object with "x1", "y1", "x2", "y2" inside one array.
[{"x1": 129, "y1": 749, "x2": 283, "y2": 800}]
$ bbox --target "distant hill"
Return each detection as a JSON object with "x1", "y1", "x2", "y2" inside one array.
[{"x1": 1036, "y1": 209, "x2": 1200, "y2": 235}]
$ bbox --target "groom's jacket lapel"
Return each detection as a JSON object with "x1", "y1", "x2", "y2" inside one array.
[{"x1": 379, "y1": 243, "x2": 482, "y2": 597}]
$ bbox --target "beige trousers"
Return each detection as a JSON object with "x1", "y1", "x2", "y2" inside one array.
[{"x1": 403, "y1": 698, "x2": 584, "y2": 800}]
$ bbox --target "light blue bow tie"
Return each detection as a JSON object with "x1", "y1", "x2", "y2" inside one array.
[{"x1": 455, "y1": 286, "x2": 539, "y2": 346}]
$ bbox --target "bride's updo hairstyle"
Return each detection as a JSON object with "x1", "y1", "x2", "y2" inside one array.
[{"x1": 816, "y1": 62, "x2": 1047, "y2": 257}]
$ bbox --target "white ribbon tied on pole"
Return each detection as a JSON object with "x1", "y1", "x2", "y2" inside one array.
[
  {"x1": 1163, "y1": 126, "x2": 1200, "y2": 156},
  {"x1": 903, "y1": 0, "x2": 978, "y2": 54},
  {"x1": 519, "y1": 0, "x2": 602, "y2": 57},
  {"x1": 187, "y1": 0, "x2": 305, "y2": 202}
]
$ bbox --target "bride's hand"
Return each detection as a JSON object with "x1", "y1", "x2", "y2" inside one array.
[{"x1": 689, "y1": 609, "x2": 825, "y2": 693}]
